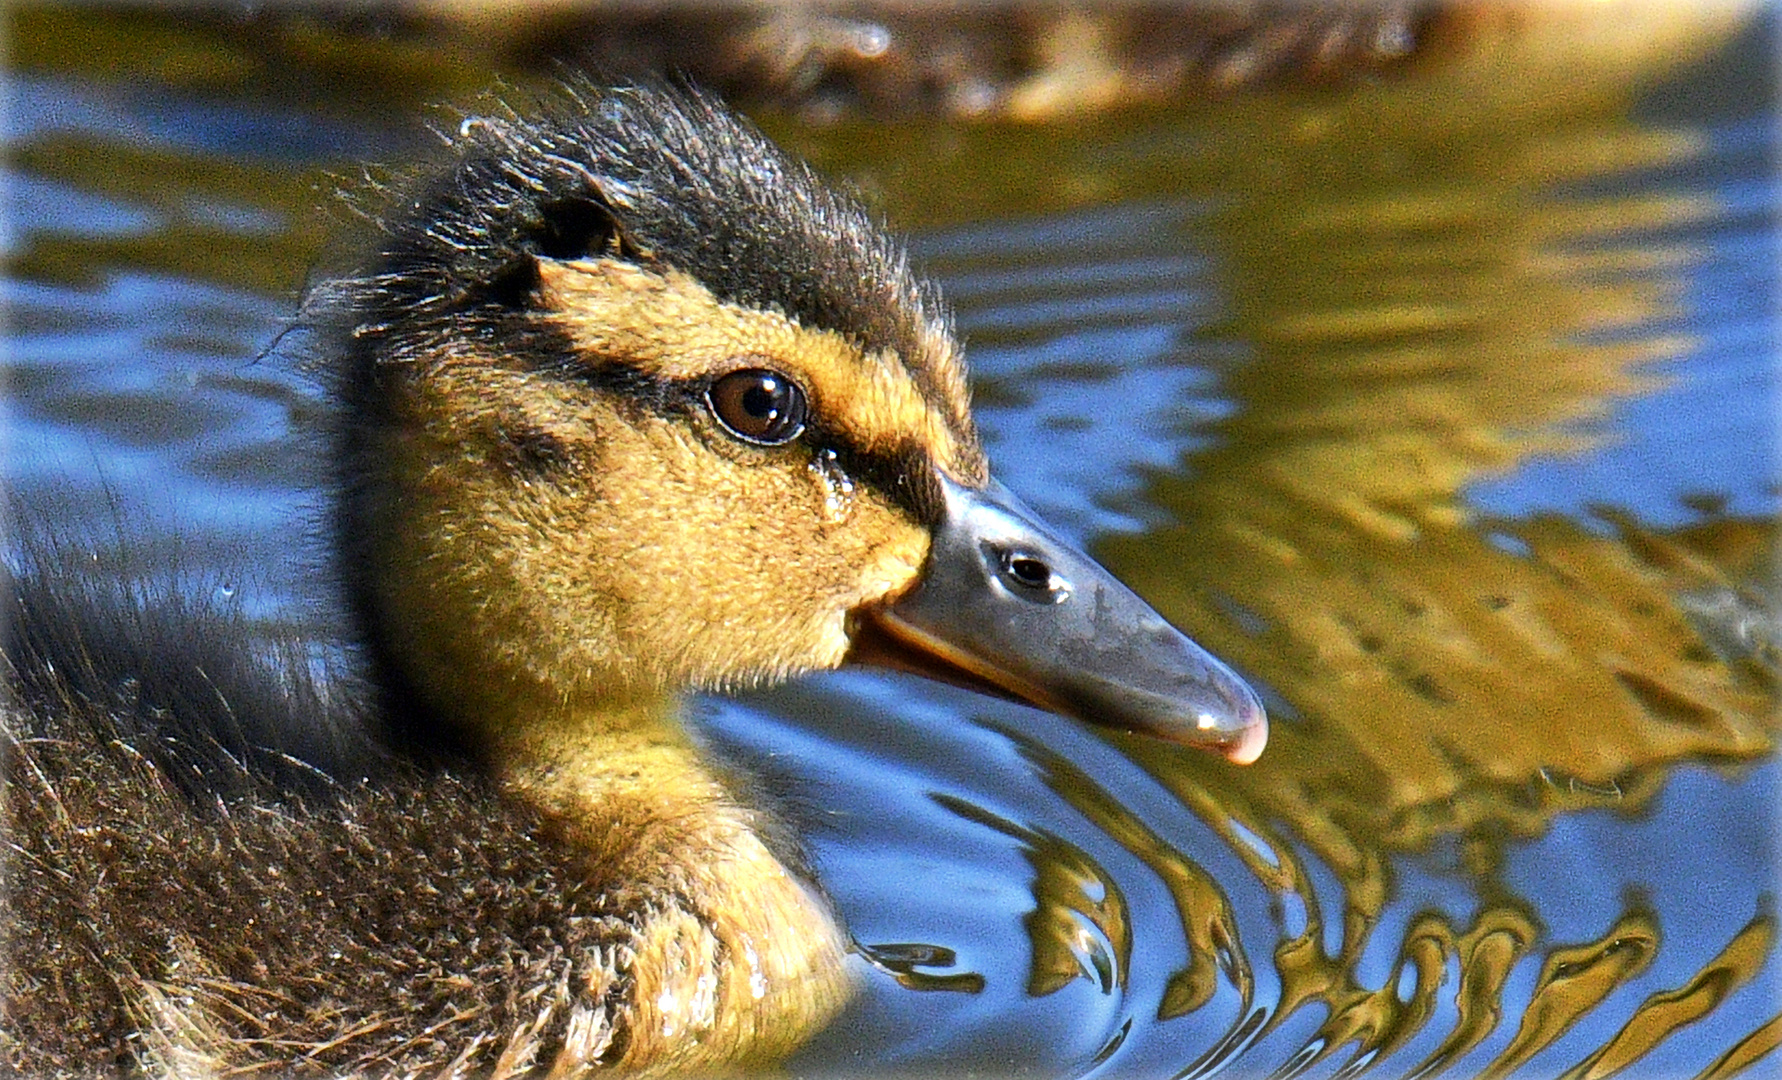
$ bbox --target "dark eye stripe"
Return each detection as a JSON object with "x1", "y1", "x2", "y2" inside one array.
[
  {"x1": 805, "y1": 426, "x2": 944, "y2": 527},
  {"x1": 548, "y1": 357, "x2": 943, "y2": 525},
  {"x1": 557, "y1": 357, "x2": 697, "y2": 419}
]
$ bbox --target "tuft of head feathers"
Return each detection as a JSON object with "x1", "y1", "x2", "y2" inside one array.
[{"x1": 327, "y1": 80, "x2": 967, "y2": 423}]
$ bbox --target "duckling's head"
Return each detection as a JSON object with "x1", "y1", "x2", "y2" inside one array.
[{"x1": 328, "y1": 81, "x2": 1265, "y2": 762}]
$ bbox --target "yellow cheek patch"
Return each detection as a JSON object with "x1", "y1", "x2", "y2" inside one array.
[{"x1": 537, "y1": 258, "x2": 984, "y2": 483}]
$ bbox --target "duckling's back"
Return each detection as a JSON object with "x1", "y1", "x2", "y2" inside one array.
[{"x1": 2, "y1": 561, "x2": 654, "y2": 1074}]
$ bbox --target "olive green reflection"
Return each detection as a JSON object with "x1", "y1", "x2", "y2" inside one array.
[
  {"x1": 1066, "y1": 12, "x2": 1777, "y2": 1075},
  {"x1": 807, "y1": 5, "x2": 1774, "y2": 1072}
]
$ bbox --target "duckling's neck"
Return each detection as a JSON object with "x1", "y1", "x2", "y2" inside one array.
[{"x1": 491, "y1": 696, "x2": 853, "y2": 1072}]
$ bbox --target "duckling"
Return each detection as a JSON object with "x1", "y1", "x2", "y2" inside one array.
[{"x1": 2, "y1": 81, "x2": 1265, "y2": 1076}]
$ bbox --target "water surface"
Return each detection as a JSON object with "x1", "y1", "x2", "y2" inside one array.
[{"x1": 4, "y1": 7, "x2": 1776, "y2": 1077}]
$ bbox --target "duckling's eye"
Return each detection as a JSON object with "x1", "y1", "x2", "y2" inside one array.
[{"x1": 706, "y1": 368, "x2": 808, "y2": 446}]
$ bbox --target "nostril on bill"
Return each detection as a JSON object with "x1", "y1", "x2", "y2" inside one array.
[{"x1": 1006, "y1": 554, "x2": 1050, "y2": 588}]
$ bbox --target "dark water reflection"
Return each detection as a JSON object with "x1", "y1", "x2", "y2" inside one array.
[{"x1": 5, "y1": 7, "x2": 1777, "y2": 1078}]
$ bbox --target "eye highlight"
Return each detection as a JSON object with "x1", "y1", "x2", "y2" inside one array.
[{"x1": 706, "y1": 367, "x2": 808, "y2": 446}]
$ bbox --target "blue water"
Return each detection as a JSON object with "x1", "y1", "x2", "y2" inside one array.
[{"x1": 5, "y1": 10, "x2": 1777, "y2": 1078}]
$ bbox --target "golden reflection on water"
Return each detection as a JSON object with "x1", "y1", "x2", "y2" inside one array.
[
  {"x1": 7, "y1": 137, "x2": 327, "y2": 293},
  {"x1": 1064, "y1": 12, "x2": 1777, "y2": 1075}
]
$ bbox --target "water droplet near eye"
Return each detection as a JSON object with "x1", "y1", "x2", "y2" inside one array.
[{"x1": 811, "y1": 448, "x2": 855, "y2": 524}]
